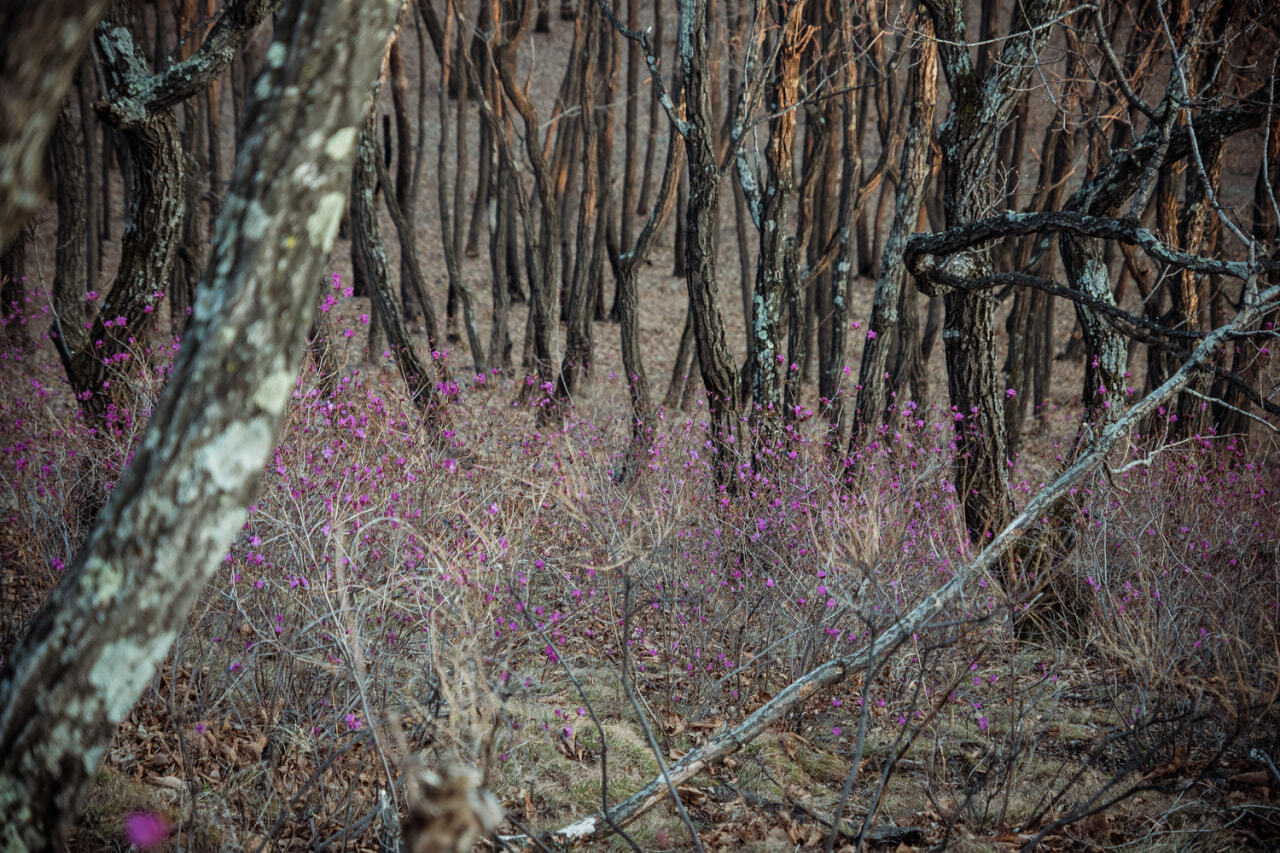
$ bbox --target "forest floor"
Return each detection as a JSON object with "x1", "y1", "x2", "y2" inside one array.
[
  {"x1": 2, "y1": 10, "x2": 1280, "y2": 853},
  {"x1": 3, "y1": 214, "x2": 1278, "y2": 850}
]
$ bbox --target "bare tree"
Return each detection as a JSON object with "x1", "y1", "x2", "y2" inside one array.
[
  {"x1": 918, "y1": 0, "x2": 1067, "y2": 541},
  {"x1": 853, "y1": 13, "x2": 937, "y2": 442}
]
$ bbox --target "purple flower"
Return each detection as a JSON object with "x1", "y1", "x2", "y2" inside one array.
[{"x1": 123, "y1": 811, "x2": 168, "y2": 849}]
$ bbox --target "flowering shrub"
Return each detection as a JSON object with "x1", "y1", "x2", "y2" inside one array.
[{"x1": 1, "y1": 283, "x2": 1276, "y2": 848}]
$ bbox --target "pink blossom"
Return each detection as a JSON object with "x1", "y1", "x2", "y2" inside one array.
[{"x1": 123, "y1": 811, "x2": 168, "y2": 849}]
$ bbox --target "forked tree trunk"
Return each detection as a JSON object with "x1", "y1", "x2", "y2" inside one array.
[
  {"x1": 616, "y1": 130, "x2": 684, "y2": 483},
  {"x1": 921, "y1": 0, "x2": 1065, "y2": 541},
  {"x1": 57, "y1": 0, "x2": 275, "y2": 425}
]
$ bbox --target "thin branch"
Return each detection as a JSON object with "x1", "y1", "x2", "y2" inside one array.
[
  {"x1": 907, "y1": 210, "x2": 1274, "y2": 281},
  {"x1": 592, "y1": 0, "x2": 688, "y2": 136},
  {"x1": 1091, "y1": 5, "x2": 1160, "y2": 122}
]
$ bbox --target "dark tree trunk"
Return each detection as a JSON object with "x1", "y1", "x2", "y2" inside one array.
[
  {"x1": 0, "y1": 230, "x2": 28, "y2": 347},
  {"x1": 616, "y1": 133, "x2": 684, "y2": 482},
  {"x1": 635, "y1": 0, "x2": 664, "y2": 218},
  {"x1": 665, "y1": 302, "x2": 696, "y2": 410},
  {"x1": 373, "y1": 126, "x2": 444, "y2": 358},
  {"x1": 0, "y1": 0, "x2": 113, "y2": 251},
  {"x1": 354, "y1": 113, "x2": 442, "y2": 414},
  {"x1": 489, "y1": 159, "x2": 516, "y2": 369},
  {"x1": 748, "y1": 0, "x2": 803, "y2": 440},
  {"x1": 0, "y1": 2, "x2": 406, "y2": 846},
  {"x1": 436, "y1": 0, "x2": 484, "y2": 370},
  {"x1": 681, "y1": 0, "x2": 739, "y2": 474},
  {"x1": 77, "y1": 65, "x2": 102, "y2": 298},
  {"x1": 817, "y1": 0, "x2": 860, "y2": 442},
  {"x1": 854, "y1": 17, "x2": 936, "y2": 444},
  {"x1": 50, "y1": 103, "x2": 89, "y2": 360},
  {"x1": 920, "y1": 0, "x2": 1066, "y2": 541},
  {"x1": 56, "y1": 0, "x2": 278, "y2": 426},
  {"x1": 1005, "y1": 88, "x2": 1076, "y2": 452},
  {"x1": 558, "y1": 2, "x2": 603, "y2": 399},
  {"x1": 389, "y1": 33, "x2": 419, "y2": 321},
  {"x1": 486, "y1": 0, "x2": 561, "y2": 406}
]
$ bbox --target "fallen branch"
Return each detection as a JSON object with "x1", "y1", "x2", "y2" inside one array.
[{"x1": 547, "y1": 281, "x2": 1280, "y2": 846}]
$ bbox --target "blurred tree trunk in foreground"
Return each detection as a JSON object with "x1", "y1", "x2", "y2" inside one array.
[
  {"x1": 0, "y1": 0, "x2": 406, "y2": 846},
  {"x1": 0, "y1": 1, "x2": 112, "y2": 253}
]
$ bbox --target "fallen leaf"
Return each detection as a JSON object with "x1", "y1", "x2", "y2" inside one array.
[{"x1": 145, "y1": 774, "x2": 185, "y2": 791}]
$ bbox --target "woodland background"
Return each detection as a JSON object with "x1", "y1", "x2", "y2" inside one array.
[{"x1": 1, "y1": 0, "x2": 1280, "y2": 849}]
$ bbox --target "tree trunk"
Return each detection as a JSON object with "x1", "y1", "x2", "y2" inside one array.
[
  {"x1": 681, "y1": 0, "x2": 739, "y2": 475},
  {"x1": 616, "y1": 131, "x2": 684, "y2": 482},
  {"x1": 921, "y1": 0, "x2": 1066, "y2": 541},
  {"x1": 436, "y1": 0, "x2": 484, "y2": 371},
  {"x1": 558, "y1": 2, "x2": 603, "y2": 400},
  {"x1": 77, "y1": 65, "x2": 102, "y2": 298},
  {"x1": 354, "y1": 113, "x2": 442, "y2": 414},
  {"x1": 0, "y1": 0, "x2": 113, "y2": 252},
  {"x1": 817, "y1": 0, "x2": 860, "y2": 442},
  {"x1": 0, "y1": 230, "x2": 28, "y2": 347},
  {"x1": 853, "y1": 18, "x2": 936, "y2": 443},
  {"x1": 0, "y1": 2, "x2": 406, "y2": 846},
  {"x1": 748, "y1": 1, "x2": 804, "y2": 441},
  {"x1": 389, "y1": 32, "x2": 419, "y2": 321},
  {"x1": 50, "y1": 103, "x2": 90, "y2": 361}
]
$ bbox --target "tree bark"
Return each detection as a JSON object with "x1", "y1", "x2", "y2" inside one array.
[
  {"x1": 355, "y1": 112, "x2": 443, "y2": 415},
  {"x1": 57, "y1": 0, "x2": 276, "y2": 425},
  {"x1": 50, "y1": 103, "x2": 90, "y2": 362},
  {"x1": 747, "y1": 0, "x2": 803, "y2": 443},
  {"x1": 920, "y1": 0, "x2": 1065, "y2": 541},
  {"x1": 681, "y1": 0, "x2": 741, "y2": 474},
  {"x1": 0, "y1": 1, "x2": 405, "y2": 845}
]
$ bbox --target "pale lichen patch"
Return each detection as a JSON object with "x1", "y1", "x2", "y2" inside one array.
[
  {"x1": 324, "y1": 127, "x2": 358, "y2": 162},
  {"x1": 196, "y1": 418, "x2": 274, "y2": 493},
  {"x1": 84, "y1": 555, "x2": 124, "y2": 607},
  {"x1": 242, "y1": 200, "x2": 270, "y2": 241},
  {"x1": 307, "y1": 191, "x2": 346, "y2": 248},
  {"x1": 253, "y1": 369, "x2": 295, "y2": 416},
  {"x1": 89, "y1": 631, "x2": 177, "y2": 725}
]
